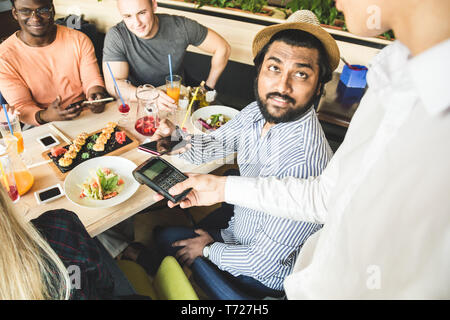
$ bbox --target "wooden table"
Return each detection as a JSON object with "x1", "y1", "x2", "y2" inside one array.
[
  {"x1": 20, "y1": 102, "x2": 234, "y2": 237},
  {"x1": 316, "y1": 72, "x2": 366, "y2": 128}
]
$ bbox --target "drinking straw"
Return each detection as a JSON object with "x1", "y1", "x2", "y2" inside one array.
[
  {"x1": 168, "y1": 54, "x2": 173, "y2": 88},
  {"x1": 106, "y1": 62, "x2": 126, "y2": 107},
  {"x1": 340, "y1": 57, "x2": 360, "y2": 70},
  {"x1": 1, "y1": 104, "x2": 14, "y2": 135},
  {"x1": 180, "y1": 81, "x2": 204, "y2": 129}
]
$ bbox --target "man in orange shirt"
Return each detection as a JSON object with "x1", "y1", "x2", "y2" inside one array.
[{"x1": 0, "y1": 0, "x2": 108, "y2": 126}]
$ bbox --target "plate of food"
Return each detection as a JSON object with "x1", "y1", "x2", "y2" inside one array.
[
  {"x1": 64, "y1": 156, "x2": 140, "y2": 209},
  {"x1": 44, "y1": 122, "x2": 139, "y2": 178},
  {"x1": 191, "y1": 105, "x2": 239, "y2": 134}
]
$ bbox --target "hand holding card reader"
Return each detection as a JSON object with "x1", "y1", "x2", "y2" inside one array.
[{"x1": 132, "y1": 157, "x2": 192, "y2": 203}]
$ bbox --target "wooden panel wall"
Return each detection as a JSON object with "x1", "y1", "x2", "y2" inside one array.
[{"x1": 0, "y1": 10, "x2": 19, "y2": 43}]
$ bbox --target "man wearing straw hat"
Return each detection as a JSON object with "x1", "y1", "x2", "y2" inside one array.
[
  {"x1": 103, "y1": 0, "x2": 231, "y2": 111},
  {"x1": 164, "y1": 0, "x2": 450, "y2": 299},
  {"x1": 148, "y1": 10, "x2": 340, "y2": 299}
]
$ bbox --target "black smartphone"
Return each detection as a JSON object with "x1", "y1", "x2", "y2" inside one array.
[
  {"x1": 133, "y1": 156, "x2": 192, "y2": 203},
  {"x1": 66, "y1": 100, "x2": 85, "y2": 111},
  {"x1": 138, "y1": 128, "x2": 188, "y2": 156}
]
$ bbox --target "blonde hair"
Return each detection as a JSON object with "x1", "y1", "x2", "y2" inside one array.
[{"x1": 0, "y1": 188, "x2": 71, "y2": 300}]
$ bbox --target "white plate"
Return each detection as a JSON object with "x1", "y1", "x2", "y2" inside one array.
[
  {"x1": 64, "y1": 156, "x2": 140, "y2": 209},
  {"x1": 191, "y1": 105, "x2": 240, "y2": 134}
]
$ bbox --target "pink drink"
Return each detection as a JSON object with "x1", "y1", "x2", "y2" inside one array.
[
  {"x1": 119, "y1": 103, "x2": 130, "y2": 114},
  {"x1": 134, "y1": 116, "x2": 159, "y2": 136},
  {"x1": 8, "y1": 185, "x2": 19, "y2": 202}
]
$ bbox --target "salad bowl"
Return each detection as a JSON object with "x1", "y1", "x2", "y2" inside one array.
[
  {"x1": 191, "y1": 105, "x2": 240, "y2": 134},
  {"x1": 64, "y1": 156, "x2": 140, "y2": 209}
]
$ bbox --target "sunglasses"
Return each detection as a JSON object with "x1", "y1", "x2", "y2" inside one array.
[{"x1": 16, "y1": 6, "x2": 54, "y2": 19}]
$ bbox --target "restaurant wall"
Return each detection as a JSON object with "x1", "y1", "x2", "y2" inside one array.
[
  {"x1": 0, "y1": 0, "x2": 12, "y2": 12},
  {"x1": 0, "y1": 3, "x2": 19, "y2": 42},
  {"x1": 53, "y1": 0, "x2": 389, "y2": 70}
]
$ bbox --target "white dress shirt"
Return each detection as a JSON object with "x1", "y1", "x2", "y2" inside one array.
[{"x1": 225, "y1": 39, "x2": 450, "y2": 299}]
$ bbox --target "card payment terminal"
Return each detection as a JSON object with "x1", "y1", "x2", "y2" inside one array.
[{"x1": 132, "y1": 157, "x2": 192, "y2": 203}]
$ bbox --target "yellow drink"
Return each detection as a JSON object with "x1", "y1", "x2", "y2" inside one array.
[
  {"x1": 14, "y1": 132, "x2": 24, "y2": 154},
  {"x1": 167, "y1": 86, "x2": 180, "y2": 104},
  {"x1": 13, "y1": 170, "x2": 34, "y2": 195},
  {"x1": 4, "y1": 132, "x2": 24, "y2": 154}
]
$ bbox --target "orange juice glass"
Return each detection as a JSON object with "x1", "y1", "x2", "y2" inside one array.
[
  {"x1": 166, "y1": 86, "x2": 180, "y2": 104},
  {"x1": 0, "y1": 152, "x2": 20, "y2": 203},
  {"x1": 1, "y1": 135, "x2": 34, "y2": 196},
  {"x1": 13, "y1": 132, "x2": 24, "y2": 154},
  {"x1": 0, "y1": 110, "x2": 24, "y2": 154},
  {"x1": 165, "y1": 75, "x2": 182, "y2": 104},
  {"x1": 14, "y1": 170, "x2": 34, "y2": 195}
]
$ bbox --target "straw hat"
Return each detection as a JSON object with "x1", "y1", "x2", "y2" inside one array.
[{"x1": 252, "y1": 10, "x2": 340, "y2": 71}]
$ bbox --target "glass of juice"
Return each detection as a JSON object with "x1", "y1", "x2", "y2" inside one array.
[
  {"x1": 0, "y1": 147, "x2": 20, "y2": 203},
  {"x1": 135, "y1": 85, "x2": 160, "y2": 137},
  {"x1": 1, "y1": 138, "x2": 34, "y2": 196},
  {"x1": 165, "y1": 75, "x2": 182, "y2": 105},
  {"x1": 0, "y1": 109, "x2": 24, "y2": 154},
  {"x1": 115, "y1": 79, "x2": 133, "y2": 126}
]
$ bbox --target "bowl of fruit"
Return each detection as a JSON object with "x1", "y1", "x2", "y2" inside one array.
[{"x1": 191, "y1": 105, "x2": 239, "y2": 134}]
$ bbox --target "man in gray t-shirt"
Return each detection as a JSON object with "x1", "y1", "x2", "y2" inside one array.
[{"x1": 103, "y1": 0, "x2": 231, "y2": 111}]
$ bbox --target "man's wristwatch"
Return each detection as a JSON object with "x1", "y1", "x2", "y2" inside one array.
[{"x1": 202, "y1": 244, "x2": 211, "y2": 259}]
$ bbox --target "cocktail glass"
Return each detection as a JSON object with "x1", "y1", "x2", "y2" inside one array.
[
  {"x1": 0, "y1": 108, "x2": 31, "y2": 165},
  {"x1": 116, "y1": 79, "x2": 133, "y2": 126},
  {"x1": 0, "y1": 141, "x2": 20, "y2": 203},
  {"x1": 165, "y1": 75, "x2": 182, "y2": 105}
]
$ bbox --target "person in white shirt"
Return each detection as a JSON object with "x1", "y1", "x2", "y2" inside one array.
[{"x1": 156, "y1": 0, "x2": 450, "y2": 299}]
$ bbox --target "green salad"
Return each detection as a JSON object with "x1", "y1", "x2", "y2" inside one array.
[{"x1": 79, "y1": 167, "x2": 124, "y2": 200}]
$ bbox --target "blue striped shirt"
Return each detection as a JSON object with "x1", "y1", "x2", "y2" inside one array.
[{"x1": 181, "y1": 101, "x2": 332, "y2": 290}]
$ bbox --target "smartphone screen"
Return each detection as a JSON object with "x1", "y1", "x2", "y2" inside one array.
[
  {"x1": 67, "y1": 100, "x2": 85, "y2": 110},
  {"x1": 38, "y1": 187, "x2": 61, "y2": 201}
]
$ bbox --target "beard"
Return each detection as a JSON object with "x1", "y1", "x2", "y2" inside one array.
[{"x1": 254, "y1": 77, "x2": 319, "y2": 124}]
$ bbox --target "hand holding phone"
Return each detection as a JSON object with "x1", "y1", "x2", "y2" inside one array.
[
  {"x1": 39, "y1": 97, "x2": 82, "y2": 123},
  {"x1": 66, "y1": 100, "x2": 85, "y2": 111},
  {"x1": 138, "y1": 127, "x2": 190, "y2": 156},
  {"x1": 86, "y1": 89, "x2": 109, "y2": 113}
]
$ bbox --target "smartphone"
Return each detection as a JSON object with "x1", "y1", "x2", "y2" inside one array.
[
  {"x1": 138, "y1": 128, "x2": 188, "y2": 156},
  {"x1": 34, "y1": 184, "x2": 65, "y2": 204},
  {"x1": 66, "y1": 100, "x2": 85, "y2": 111}
]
